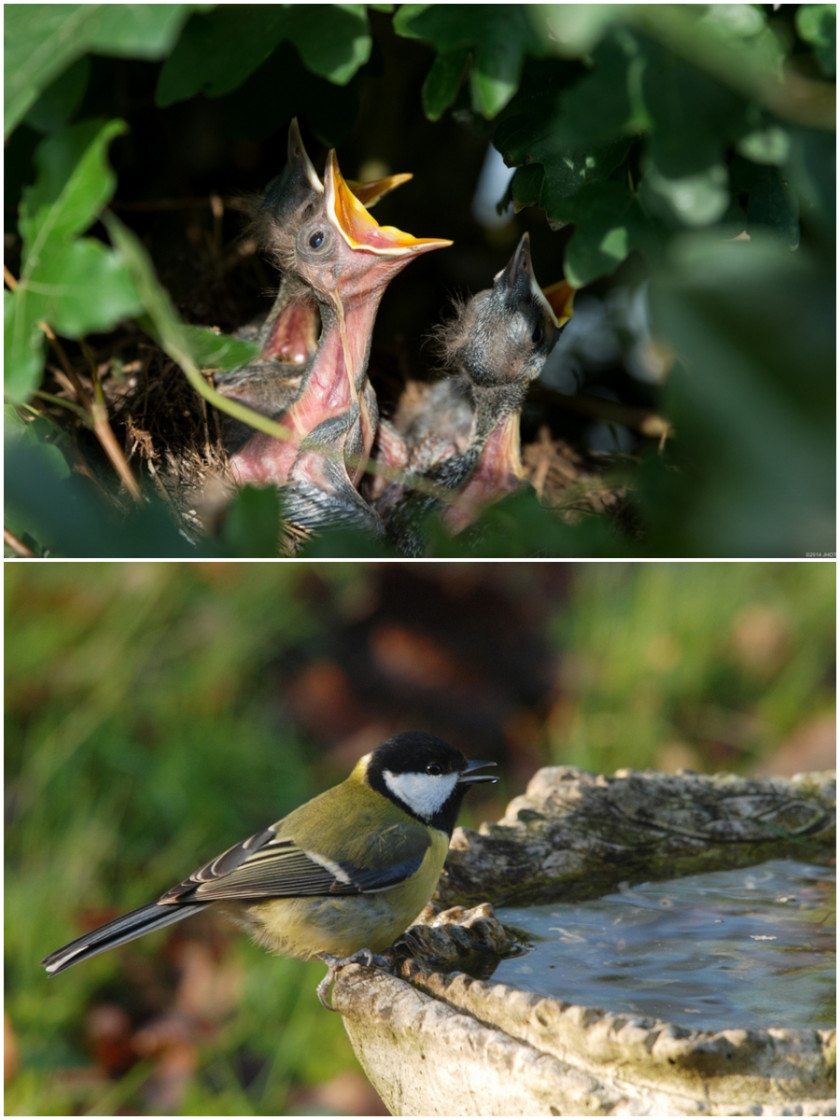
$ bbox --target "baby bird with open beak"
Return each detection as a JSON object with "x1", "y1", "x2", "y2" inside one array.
[
  {"x1": 379, "y1": 233, "x2": 569, "y2": 555},
  {"x1": 216, "y1": 119, "x2": 409, "y2": 450},
  {"x1": 219, "y1": 129, "x2": 451, "y2": 535}
]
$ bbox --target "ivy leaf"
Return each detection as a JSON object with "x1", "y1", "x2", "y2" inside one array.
[
  {"x1": 4, "y1": 4, "x2": 196, "y2": 138},
  {"x1": 422, "y1": 49, "x2": 469, "y2": 121},
  {"x1": 394, "y1": 4, "x2": 546, "y2": 118},
  {"x1": 559, "y1": 180, "x2": 660, "y2": 287},
  {"x1": 157, "y1": 4, "x2": 372, "y2": 107}
]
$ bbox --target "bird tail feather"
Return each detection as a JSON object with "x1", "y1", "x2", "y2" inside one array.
[{"x1": 40, "y1": 901, "x2": 206, "y2": 975}]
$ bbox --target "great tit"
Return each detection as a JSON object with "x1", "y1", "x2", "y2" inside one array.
[{"x1": 41, "y1": 732, "x2": 496, "y2": 1005}]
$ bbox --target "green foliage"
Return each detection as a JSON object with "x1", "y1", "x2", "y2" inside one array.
[
  {"x1": 5, "y1": 4, "x2": 199, "y2": 138},
  {"x1": 395, "y1": 4, "x2": 546, "y2": 117},
  {"x1": 796, "y1": 5, "x2": 836, "y2": 77},
  {"x1": 6, "y1": 119, "x2": 142, "y2": 402},
  {"x1": 157, "y1": 4, "x2": 374, "y2": 106},
  {"x1": 647, "y1": 233, "x2": 834, "y2": 557},
  {"x1": 3, "y1": 4, "x2": 835, "y2": 557}
]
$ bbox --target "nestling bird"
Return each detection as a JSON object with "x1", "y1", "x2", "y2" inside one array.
[
  {"x1": 41, "y1": 733, "x2": 496, "y2": 1007},
  {"x1": 376, "y1": 233, "x2": 570, "y2": 554},
  {"x1": 227, "y1": 150, "x2": 451, "y2": 534},
  {"x1": 216, "y1": 119, "x2": 410, "y2": 448}
]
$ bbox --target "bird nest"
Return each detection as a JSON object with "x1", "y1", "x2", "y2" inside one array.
[{"x1": 31, "y1": 323, "x2": 634, "y2": 553}]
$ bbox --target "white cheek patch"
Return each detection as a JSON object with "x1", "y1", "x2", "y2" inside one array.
[{"x1": 383, "y1": 769, "x2": 460, "y2": 820}]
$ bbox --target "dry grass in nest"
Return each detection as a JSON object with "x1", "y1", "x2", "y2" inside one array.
[{"x1": 25, "y1": 322, "x2": 641, "y2": 554}]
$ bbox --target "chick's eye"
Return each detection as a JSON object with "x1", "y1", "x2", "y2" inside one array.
[
  {"x1": 309, "y1": 230, "x2": 326, "y2": 249},
  {"x1": 426, "y1": 762, "x2": 443, "y2": 776}
]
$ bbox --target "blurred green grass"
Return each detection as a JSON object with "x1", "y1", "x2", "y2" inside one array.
[
  {"x1": 553, "y1": 562, "x2": 835, "y2": 773},
  {"x1": 5, "y1": 561, "x2": 835, "y2": 1114}
]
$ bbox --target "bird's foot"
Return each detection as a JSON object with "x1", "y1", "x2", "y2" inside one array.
[{"x1": 316, "y1": 948, "x2": 389, "y2": 1010}]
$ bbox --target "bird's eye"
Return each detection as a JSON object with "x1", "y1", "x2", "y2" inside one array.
[
  {"x1": 426, "y1": 762, "x2": 443, "y2": 776},
  {"x1": 309, "y1": 230, "x2": 326, "y2": 249}
]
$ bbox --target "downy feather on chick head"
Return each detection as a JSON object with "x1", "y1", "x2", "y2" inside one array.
[{"x1": 432, "y1": 233, "x2": 560, "y2": 393}]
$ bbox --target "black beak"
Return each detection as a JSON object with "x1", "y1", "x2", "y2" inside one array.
[
  {"x1": 497, "y1": 232, "x2": 536, "y2": 300},
  {"x1": 261, "y1": 117, "x2": 322, "y2": 220},
  {"x1": 458, "y1": 759, "x2": 498, "y2": 785}
]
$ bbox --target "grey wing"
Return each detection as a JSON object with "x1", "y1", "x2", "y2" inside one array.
[{"x1": 158, "y1": 824, "x2": 425, "y2": 903}]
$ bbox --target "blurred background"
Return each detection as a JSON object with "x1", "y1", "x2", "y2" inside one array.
[{"x1": 5, "y1": 560, "x2": 835, "y2": 1113}]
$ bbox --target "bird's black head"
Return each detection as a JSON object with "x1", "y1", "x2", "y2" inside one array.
[{"x1": 366, "y1": 732, "x2": 497, "y2": 835}]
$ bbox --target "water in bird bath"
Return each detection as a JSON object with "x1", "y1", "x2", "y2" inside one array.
[{"x1": 495, "y1": 858, "x2": 835, "y2": 1033}]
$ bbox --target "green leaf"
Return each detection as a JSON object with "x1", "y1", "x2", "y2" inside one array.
[
  {"x1": 215, "y1": 43, "x2": 360, "y2": 148},
  {"x1": 21, "y1": 238, "x2": 143, "y2": 337},
  {"x1": 394, "y1": 4, "x2": 545, "y2": 118},
  {"x1": 5, "y1": 434, "x2": 210, "y2": 558},
  {"x1": 23, "y1": 57, "x2": 91, "y2": 134},
  {"x1": 281, "y1": 4, "x2": 372, "y2": 85},
  {"x1": 508, "y1": 164, "x2": 545, "y2": 210},
  {"x1": 4, "y1": 4, "x2": 195, "y2": 139},
  {"x1": 5, "y1": 408, "x2": 71, "y2": 481},
  {"x1": 219, "y1": 486, "x2": 283, "y2": 557},
  {"x1": 796, "y1": 5, "x2": 836, "y2": 77},
  {"x1": 559, "y1": 180, "x2": 660, "y2": 286},
  {"x1": 736, "y1": 125, "x2": 791, "y2": 166},
  {"x1": 4, "y1": 291, "x2": 46, "y2": 405},
  {"x1": 5, "y1": 241, "x2": 142, "y2": 404},
  {"x1": 538, "y1": 4, "x2": 621, "y2": 57},
  {"x1": 181, "y1": 325, "x2": 260, "y2": 372},
  {"x1": 647, "y1": 233, "x2": 834, "y2": 556},
  {"x1": 157, "y1": 4, "x2": 372, "y2": 107},
  {"x1": 785, "y1": 125, "x2": 835, "y2": 231},
  {"x1": 7, "y1": 119, "x2": 142, "y2": 404},
  {"x1": 639, "y1": 40, "x2": 746, "y2": 178},
  {"x1": 19, "y1": 119, "x2": 127, "y2": 255},
  {"x1": 469, "y1": 15, "x2": 532, "y2": 117},
  {"x1": 422, "y1": 49, "x2": 468, "y2": 121},
  {"x1": 641, "y1": 155, "x2": 730, "y2": 228},
  {"x1": 540, "y1": 138, "x2": 633, "y2": 212}
]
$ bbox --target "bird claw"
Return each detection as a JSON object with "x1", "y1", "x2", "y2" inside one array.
[{"x1": 316, "y1": 948, "x2": 389, "y2": 1010}]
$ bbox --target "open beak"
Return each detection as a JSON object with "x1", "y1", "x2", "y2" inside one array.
[
  {"x1": 325, "y1": 150, "x2": 453, "y2": 257},
  {"x1": 542, "y1": 279, "x2": 576, "y2": 328},
  {"x1": 348, "y1": 171, "x2": 414, "y2": 207},
  {"x1": 263, "y1": 119, "x2": 415, "y2": 219},
  {"x1": 458, "y1": 759, "x2": 498, "y2": 785}
]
